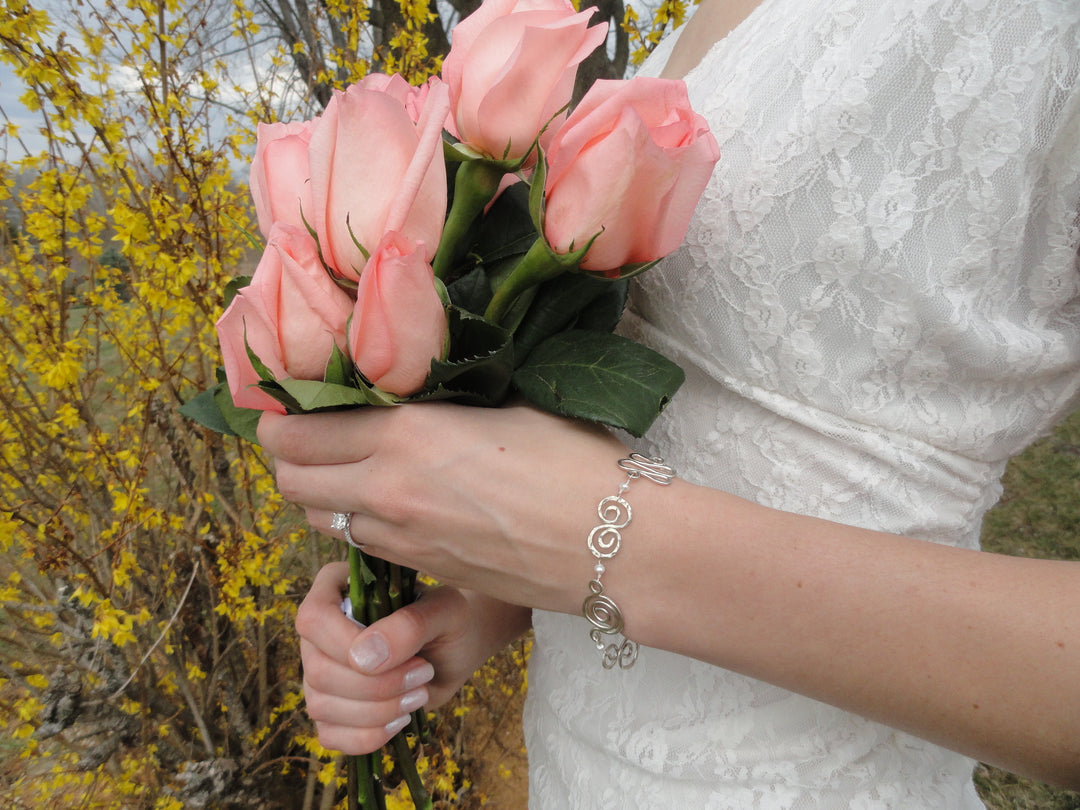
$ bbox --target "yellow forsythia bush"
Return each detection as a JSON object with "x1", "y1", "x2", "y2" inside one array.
[
  {"x1": 0, "y1": 0, "x2": 322, "y2": 805},
  {"x1": 0, "y1": 0, "x2": 683, "y2": 805},
  {"x1": 0, "y1": 0, "x2": 380, "y2": 805}
]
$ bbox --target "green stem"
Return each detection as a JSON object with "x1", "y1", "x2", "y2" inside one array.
[
  {"x1": 484, "y1": 237, "x2": 572, "y2": 325},
  {"x1": 432, "y1": 160, "x2": 506, "y2": 281},
  {"x1": 364, "y1": 556, "x2": 392, "y2": 626},
  {"x1": 347, "y1": 756, "x2": 358, "y2": 810},
  {"x1": 371, "y1": 752, "x2": 387, "y2": 810},
  {"x1": 411, "y1": 708, "x2": 430, "y2": 744},
  {"x1": 348, "y1": 545, "x2": 365, "y2": 623},
  {"x1": 392, "y1": 731, "x2": 433, "y2": 809},
  {"x1": 389, "y1": 564, "x2": 403, "y2": 612},
  {"x1": 348, "y1": 550, "x2": 430, "y2": 807},
  {"x1": 401, "y1": 568, "x2": 416, "y2": 605},
  {"x1": 352, "y1": 750, "x2": 382, "y2": 809},
  {"x1": 347, "y1": 548, "x2": 379, "y2": 809}
]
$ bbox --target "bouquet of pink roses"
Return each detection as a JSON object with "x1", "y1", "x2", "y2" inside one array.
[{"x1": 183, "y1": 0, "x2": 718, "y2": 804}]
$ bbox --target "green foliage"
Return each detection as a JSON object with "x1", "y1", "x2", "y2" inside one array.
[
  {"x1": 980, "y1": 408, "x2": 1080, "y2": 562},
  {"x1": 513, "y1": 330, "x2": 685, "y2": 438},
  {"x1": 976, "y1": 408, "x2": 1080, "y2": 809}
]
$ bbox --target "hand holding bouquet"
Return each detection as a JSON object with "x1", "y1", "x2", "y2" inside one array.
[{"x1": 183, "y1": 0, "x2": 718, "y2": 805}]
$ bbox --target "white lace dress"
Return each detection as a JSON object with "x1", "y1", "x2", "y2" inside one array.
[{"x1": 523, "y1": 1, "x2": 1080, "y2": 807}]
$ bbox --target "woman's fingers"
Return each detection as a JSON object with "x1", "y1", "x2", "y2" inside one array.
[
  {"x1": 258, "y1": 409, "x2": 388, "y2": 465},
  {"x1": 297, "y1": 563, "x2": 443, "y2": 754},
  {"x1": 345, "y1": 588, "x2": 472, "y2": 675},
  {"x1": 304, "y1": 509, "x2": 394, "y2": 558},
  {"x1": 296, "y1": 562, "x2": 436, "y2": 677},
  {"x1": 296, "y1": 563, "x2": 471, "y2": 689},
  {"x1": 302, "y1": 660, "x2": 430, "y2": 728},
  {"x1": 296, "y1": 564, "x2": 530, "y2": 755},
  {"x1": 311, "y1": 715, "x2": 416, "y2": 756},
  {"x1": 294, "y1": 561, "x2": 364, "y2": 669},
  {"x1": 299, "y1": 636, "x2": 434, "y2": 701},
  {"x1": 267, "y1": 402, "x2": 630, "y2": 614}
]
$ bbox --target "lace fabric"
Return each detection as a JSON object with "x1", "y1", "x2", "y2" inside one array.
[{"x1": 524, "y1": 1, "x2": 1080, "y2": 807}]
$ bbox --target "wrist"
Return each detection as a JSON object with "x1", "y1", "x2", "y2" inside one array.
[
  {"x1": 463, "y1": 590, "x2": 532, "y2": 660},
  {"x1": 610, "y1": 474, "x2": 729, "y2": 655},
  {"x1": 575, "y1": 454, "x2": 678, "y2": 668}
]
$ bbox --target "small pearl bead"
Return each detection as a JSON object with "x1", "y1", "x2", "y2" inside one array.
[{"x1": 594, "y1": 562, "x2": 606, "y2": 575}]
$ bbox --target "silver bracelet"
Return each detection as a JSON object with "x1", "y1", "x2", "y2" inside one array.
[{"x1": 583, "y1": 453, "x2": 675, "y2": 669}]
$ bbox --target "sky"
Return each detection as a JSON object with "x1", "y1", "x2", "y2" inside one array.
[
  {"x1": 0, "y1": 0, "x2": 658, "y2": 167},
  {"x1": 0, "y1": 4, "x2": 268, "y2": 172},
  {"x1": 0, "y1": 0, "x2": 275, "y2": 166},
  {"x1": 0, "y1": 62, "x2": 51, "y2": 158}
]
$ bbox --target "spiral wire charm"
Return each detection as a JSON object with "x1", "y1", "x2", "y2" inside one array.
[
  {"x1": 583, "y1": 580, "x2": 624, "y2": 635},
  {"x1": 582, "y1": 454, "x2": 675, "y2": 670}
]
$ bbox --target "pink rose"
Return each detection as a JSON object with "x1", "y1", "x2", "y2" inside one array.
[
  {"x1": 249, "y1": 119, "x2": 317, "y2": 240},
  {"x1": 216, "y1": 288, "x2": 288, "y2": 414},
  {"x1": 349, "y1": 232, "x2": 448, "y2": 396},
  {"x1": 307, "y1": 79, "x2": 449, "y2": 281},
  {"x1": 441, "y1": 0, "x2": 606, "y2": 163},
  {"x1": 216, "y1": 224, "x2": 354, "y2": 411},
  {"x1": 543, "y1": 77, "x2": 721, "y2": 274},
  {"x1": 356, "y1": 72, "x2": 441, "y2": 124}
]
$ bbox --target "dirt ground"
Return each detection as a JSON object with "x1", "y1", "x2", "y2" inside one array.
[{"x1": 459, "y1": 684, "x2": 528, "y2": 808}]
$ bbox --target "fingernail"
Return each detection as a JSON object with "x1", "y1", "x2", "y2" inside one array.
[
  {"x1": 384, "y1": 714, "x2": 411, "y2": 735},
  {"x1": 399, "y1": 687, "x2": 428, "y2": 715},
  {"x1": 350, "y1": 633, "x2": 389, "y2": 672},
  {"x1": 402, "y1": 662, "x2": 435, "y2": 691}
]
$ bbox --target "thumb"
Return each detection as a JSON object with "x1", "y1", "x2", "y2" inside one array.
[{"x1": 348, "y1": 586, "x2": 469, "y2": 675}]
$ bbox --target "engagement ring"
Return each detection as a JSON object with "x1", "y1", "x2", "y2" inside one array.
[{"x1": 330, "y1": 511, "x2": 358, "y2": 547}]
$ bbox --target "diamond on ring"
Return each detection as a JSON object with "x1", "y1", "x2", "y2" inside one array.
[{"x1": 330, "y1": 511, "x2": 356, "y2": 547}]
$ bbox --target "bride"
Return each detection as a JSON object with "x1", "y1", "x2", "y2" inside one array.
[{"x1": 260, "y1": 0, "x2": 1080, "y2": 806}]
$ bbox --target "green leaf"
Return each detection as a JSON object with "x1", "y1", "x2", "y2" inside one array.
[
  {"x1": 408, "y1": 383, "x2": 507, "y2": 407},
  {"x1": 223, "y1": 275, "x2": 251, "y2": 308},
  {"x1": 244, "y1": 326, "x2": 278, "y2": 383},
  {"x1": 465, "y1": 180, "x2": 543, "y2": 331},
  {"x1": 528, "y1": 148, "x2": 547, "y2": 234},
  {"x1": 323, "y1": 342, "x2": 354, "y2": 387},
  {"x1": 222, "y1": 211, "x2": 263, "y2": 252},
  {"x1": 179, "y1": 383, "x2": 232, "y2": 433},
  {"x1": 355, "y1": 547, "x2": 377, "y2": 587},
  {"x1": 277, "y1": 378, "x2": 399, "y2": 410},
  {"x1": 216, "y1": 385, "x2": 263, "y2": 443},
  {"x1": 445, "y1": 266, "x2": 492, "y2": 314},
  {"x1": 420, "y1": 307, "x2": 514, "y2": 404},
  {"x1": 254, "y1": 380, "x2": 304, "y2": 414},
  {"x1": 615, "y1": 259, "x2": 660, "y2": 279},
  {"x1": 443, "y1": 138, "x2": 486, "y2": 163},
  {"x1": 178, "y1": 376, "x2": 262, "y2": 444},
  {"x1": 443, "y1": 307, "x2": 504, "y2": 361},
  {"x1": 512, "y1": 330, "x2": 684, "y2": 437},
  {"x1": 572, "y1": 278, "x2": 629, "y2": 334},
  {"x1": 512, "y1": 274, "x2": 627, "y2": 359},
  {"x1": 474, "y1": 181, "x2": 535, "y2": 268},
  {"x1": 581, "y1": 258, "x2": 660, "y2": 281}
]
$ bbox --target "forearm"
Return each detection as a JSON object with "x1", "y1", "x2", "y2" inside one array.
[
  {"x1": 462, "y1": 589, "x2": 533, "y2": 663},
  {"x1": 613, "y1": 480, "x2": 1080, "y2": 787},
  {"x1": 260, "y1": 405, "x2": 1079, "y2": 784}
]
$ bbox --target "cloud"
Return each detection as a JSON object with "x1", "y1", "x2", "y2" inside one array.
[{"x1": 0, "y1": 64, "x2": 51, "y2": 156}]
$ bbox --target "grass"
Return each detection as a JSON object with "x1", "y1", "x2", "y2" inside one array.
[{"x1": 975, "y1": 406, "x2": 1080, "y2": 809}]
